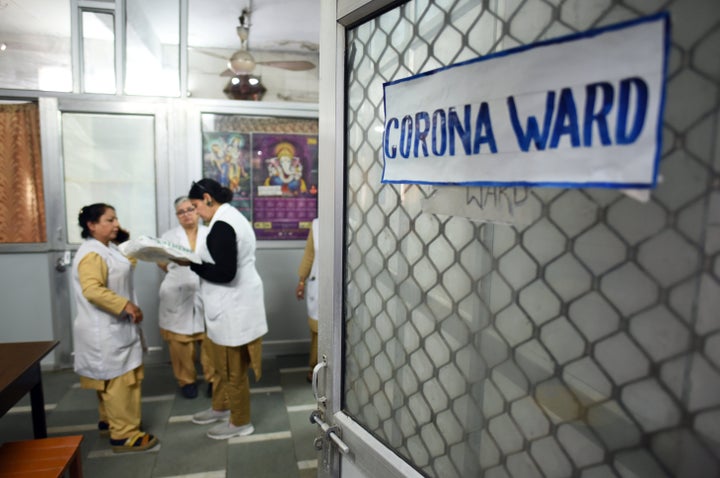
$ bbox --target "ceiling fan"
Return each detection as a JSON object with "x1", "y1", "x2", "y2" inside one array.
[{"x1": 209, "y1": 7, "x2": 316, "y2": 77}]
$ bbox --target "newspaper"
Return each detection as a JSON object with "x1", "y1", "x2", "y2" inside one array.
[{"x1": 118, "y1": 235, "x2": 202, "y2": 264}]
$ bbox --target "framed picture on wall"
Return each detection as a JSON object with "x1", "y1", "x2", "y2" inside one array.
[
  {"x1": 202, "y1": 132, "x2": 252, "y2": 220},
  {"x1": 252, "y1": 133, "x2": 318, "y2": 240},
  {"x1": 201, "y1": 113, "x2": 318, "y2": 240}
]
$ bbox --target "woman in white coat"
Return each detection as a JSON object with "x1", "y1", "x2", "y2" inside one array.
[
  {"x1": 72, "y1": 203, "x2": 159, "y2": 453},
  {"x1": 157, "y1": 196, "x2": 213, "y2": 399},
  {"x1": 181, "y1": 178, "x2": 268, "y2": 440},
  {"x1": 295, "y1": 217, "x2": 319, "y2": 382}
]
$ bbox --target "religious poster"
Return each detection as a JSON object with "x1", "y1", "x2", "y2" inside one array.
[
  {"x1": 251, "y1": 133, "x2": 318, "y2": 239},
  {"x1": 202, "y1": 132, "x2": 252, "y2": 220}
]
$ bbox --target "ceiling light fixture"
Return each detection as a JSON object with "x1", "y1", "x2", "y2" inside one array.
[{"x1": 223, "y1": 74, "x2": 266, "y2": 101}]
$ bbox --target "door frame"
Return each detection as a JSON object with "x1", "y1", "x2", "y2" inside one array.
[
  {"x1": 317, "y1": 1, "x2": 423, "y2": 476},
  {"x1": 40, "y1": 96, "x2": 172, "y2": 368}
]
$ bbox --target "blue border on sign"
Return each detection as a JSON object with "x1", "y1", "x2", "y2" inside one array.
[{"x1": 380, "y1": 12, "x2": 671, "y2": 190}]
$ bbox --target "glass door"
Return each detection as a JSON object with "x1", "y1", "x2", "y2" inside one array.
[
  {"x1": 44, "y1": 98, "x2": 170, "y2": 367},
  {"x1": 317, "y1": 1, "x2": 720, "y2": 477}
]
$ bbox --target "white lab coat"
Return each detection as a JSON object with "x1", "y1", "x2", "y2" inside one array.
[
  {"x1": 71, "y1": 238, "x2": 142, "y2": 380},
  {"x1": 158, "y1": 224, "x2": 209, "y2": 335},
  {"x1": 197, "y1": 203, "x2": 268, "y2": 346},
  {"x1": 306, "y1": 218, "x2": 319, "y2": 321}
]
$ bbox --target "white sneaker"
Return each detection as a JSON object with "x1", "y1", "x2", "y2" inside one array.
[
  {"x1": 206, "y1": 421, "x2": 255, "y2": 440},
  {"x1": 191, "y1": 408, "x2": 230, "y2": 425}
]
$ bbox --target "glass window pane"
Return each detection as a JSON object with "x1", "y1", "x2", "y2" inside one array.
[
  {"x1": 82, "y1": 11, "x2": 116, "y2": 94},
  {"x1": 0, "y1": 2, "x2": 72, "y2": 92},
  {"x1": 125, "y1": 0, "x2": 180, "y2": 96},
  {"x1": 187, "y1": 0, "x2": 235, "y2": 100},
  {"x1": 63, "y1": 113, "x2": 156, "y2": 244}
]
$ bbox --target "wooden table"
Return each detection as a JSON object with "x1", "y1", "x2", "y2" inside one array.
[{"x1": 0, "y1": 340, "x2": 59, "y2": 438}]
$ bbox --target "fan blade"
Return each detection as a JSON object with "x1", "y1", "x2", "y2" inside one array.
[
  {"x1": 220, "y1": 68, "x2": 235, "y2": 77},
  {"x1": 190, "y1": 47, "x2": 228, "y2": 61},
  {"x1": 255, "y1": 60, "x2": 316, "y2": 71}
]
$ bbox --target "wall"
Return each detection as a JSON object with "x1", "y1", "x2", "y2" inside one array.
[
  {"x1": 0, "y1": 254, "x2": 55, "y2": 368},
  {"x1": 0, "y1": 247, "x2": 310, "y2": 368}
]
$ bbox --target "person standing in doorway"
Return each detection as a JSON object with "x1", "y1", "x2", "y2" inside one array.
[
  {"x1": 295, "y1": 217, "x2": 319, "y2": 382},
  {"x1": 157, "y1": 196, "x2": 215, "y2": 399},
  {"x1": 71, "y1": 203, "x2": 159, "y2": 453},
  {"x1": 178, "y1": 178, "x2": 268, "y2": 440}
]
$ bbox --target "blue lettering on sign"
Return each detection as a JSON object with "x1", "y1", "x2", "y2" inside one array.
[
  {"x1": 383, "y1": 77, "x2": 649, "y2": 158},
  {"x1": 399, "y1": 115, "x2": 413, "y2": 157},
  {"x1": 550, "y1": 88, "x2": 581, "y2": 148},
  {"x1": 474, "y1": 102, "x2": 497, "y2": 154},
  {"x1": 584, "y1": 82, "x2": 614, "y2": 146},
  {"x1": 507, "y1": 77, "x2": 649, "y2": 151},
  {"x1": 616, "y1": 77, "x2": 648, "y2": 144},
  {"x1": 449, "y1": 106, "x2": 471, "y2": 156},
  {"x1": 384, "y1": 117, "x2": 399, "y2": 158},
  {"x1": 384, "y1": 104, "x2": 497, "y2": 159},
  {"x1": 508, "y1": 91, "x2": 556, "y2": 151},
  {"x1": 432, "y1": 110, "x2": 447, "y2": 156},
  {"x1": 414, "y1": 111, "x2": 431, "y2": 157}
]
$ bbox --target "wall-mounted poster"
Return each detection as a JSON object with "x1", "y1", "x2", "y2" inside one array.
[
  {"x1": 252, "y1": 133, "x2": 318, "y2": 240},
  {"x1": 200, "y1": 113, "x2": 318, "y2": 241},
  {"x1": 202, "y1": 132, "x2": 252, "y2": 219}
]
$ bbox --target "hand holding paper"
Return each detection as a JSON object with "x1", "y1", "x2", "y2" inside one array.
[{"x1": 118, "y1": 235, "x2": 202, "y2": 264}]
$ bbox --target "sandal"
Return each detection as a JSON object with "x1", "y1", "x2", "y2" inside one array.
[{"x1": 110, "y1": 432, "x2": 159, "y2": 453}]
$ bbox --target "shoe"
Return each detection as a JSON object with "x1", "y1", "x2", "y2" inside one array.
[
  {"x1": 192, "y1": 407, "x2": 230, "y2": 425},
  {"x1": 181, "y1": 383, "x2": 198, "y2": 399},
  {"x1": 98, "y1": 421, "x2": 110, "y2": 437},
  {"x1": 110, "y1": 432, "x2": 159, "y2": 453},
  {"x1": 206, "y1": 421, "x2": 254, "y2": 440}
]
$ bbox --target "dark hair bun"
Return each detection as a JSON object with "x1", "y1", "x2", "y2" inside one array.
[{"x1": 217, "y1": 187, "x2": 233, "y2": 203}]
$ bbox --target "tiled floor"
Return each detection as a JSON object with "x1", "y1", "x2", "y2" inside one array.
[{"x1": 0, "y1": 354, "x2": 319, "y2": 477}]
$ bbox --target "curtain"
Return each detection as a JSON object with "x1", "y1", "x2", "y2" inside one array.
[{"x1": 0, "y1": 103, "x2": 47, "y2": 243}]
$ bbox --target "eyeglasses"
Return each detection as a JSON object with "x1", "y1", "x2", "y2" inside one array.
[{"x1": 176, "y1": 207, "x2": 196, "y2": 216}]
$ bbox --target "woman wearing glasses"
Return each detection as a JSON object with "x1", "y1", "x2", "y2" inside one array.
[
  {"x1": 179, "y1": 178, "x2": 268, "y2": 440},
  {"x1": 157, "y1": 196, "x2": 214, "y2": 399}
]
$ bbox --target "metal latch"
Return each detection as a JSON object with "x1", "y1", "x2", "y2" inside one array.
[{"x1": 310, "y1": 409, "x2": 350, "y2": 455}]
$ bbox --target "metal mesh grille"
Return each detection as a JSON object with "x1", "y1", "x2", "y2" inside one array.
[{"x1": 343, "y1": 0, "x2": 720, "y2": 477}]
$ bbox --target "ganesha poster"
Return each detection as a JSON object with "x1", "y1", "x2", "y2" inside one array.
[
  {"x1": 251, "y1": 133, "x2": 318, "y2": 239},
  {"x1": 202, "y1": 132, "x2": 252, "y2": 220}
]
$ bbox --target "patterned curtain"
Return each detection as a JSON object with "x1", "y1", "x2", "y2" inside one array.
[{"x1": 0, "y1": 103, "x2": 47, "y2": 243}]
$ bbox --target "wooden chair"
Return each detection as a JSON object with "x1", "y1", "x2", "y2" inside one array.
[{"x1": 0, "y1": 435, "x2": 84, "y2": 478}]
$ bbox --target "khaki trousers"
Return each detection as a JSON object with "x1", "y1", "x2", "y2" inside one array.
[
  {"x1": 209, "y1": 338, "x2": 257, "y2": 427},
  {"x1": 161, "y1": 329, "x2": 216, "y2": 386},
  {"x1": 80, "y1": 366, "x2": 143, "y2": 441}
]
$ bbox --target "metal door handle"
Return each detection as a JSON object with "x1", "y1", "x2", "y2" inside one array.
[
  {"x1": 55, "y1": 251, "x2": 72, "y2": 272},
  {"x1": 312, "y1": 356, "x2": 327, "y2": 405}
]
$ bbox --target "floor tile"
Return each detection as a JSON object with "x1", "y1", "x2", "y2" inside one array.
[{"x1": 0, "y1": 354, "x2": 317, "y2": 477}]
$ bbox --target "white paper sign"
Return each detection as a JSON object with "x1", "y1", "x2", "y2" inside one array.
[{"x1": 382, "y1": 13, "x2": 669, "y2": 189}]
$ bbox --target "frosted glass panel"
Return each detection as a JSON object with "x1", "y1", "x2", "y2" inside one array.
[
  {"x1": 82, "y1": 11, "x2": 116, "y2": 94},
  {"x1": 125, "y1": 0, "x2": 180, "y2": 96},
  {"x1": 62, "y1": 113, "x2": 156, "y2": 244},
  {"x1": 0, "y1": 2, "x2": 72, "y2": 92}
]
